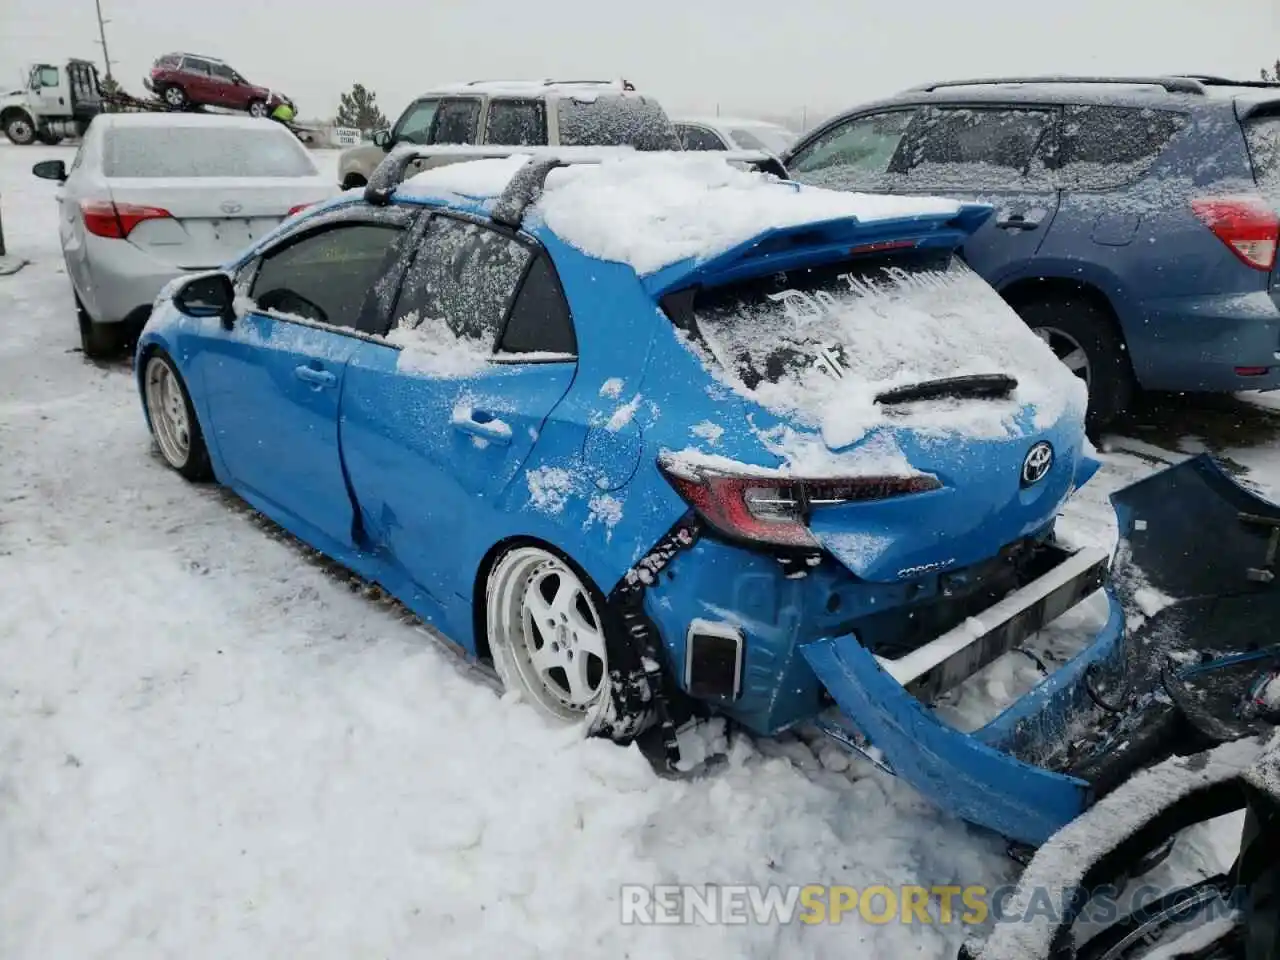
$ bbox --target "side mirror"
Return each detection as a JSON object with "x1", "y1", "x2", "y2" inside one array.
[
  {"x1": 371, "y1": 129, "x2": 391, "y2": 149},
  {"x1": 32, "y1": 159, "x2": 67, "y2": 182},
  {"x1": 174, "y1": 273, "x2": 237, "y2": 328}
]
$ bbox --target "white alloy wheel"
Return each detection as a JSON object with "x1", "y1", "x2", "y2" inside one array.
[
  {"x1": 486, "y1": 546, "x2": 613, "y2": 728},
  {"x1": 144, "y1": 355, "x2": 192, "y2": 468}
]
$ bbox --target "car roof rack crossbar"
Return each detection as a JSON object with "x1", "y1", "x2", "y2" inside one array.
[
  {"x1": 364, "y1": 144, "x2": 789, "y2": 222},
  {"x1": 910, "y1": 75, "x2": 1207, "y2": 95},
  {"x1": 1175, "y1": 74, "x2": 1280, "y2": 89}
]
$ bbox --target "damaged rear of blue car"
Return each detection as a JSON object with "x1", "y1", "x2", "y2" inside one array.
[{"x1": 136, "y1": 145, "x2": 1279, "y2": 854}]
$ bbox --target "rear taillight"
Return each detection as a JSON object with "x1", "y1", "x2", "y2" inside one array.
[
  {"x1": 657, "y1": 454, "x2": 941, "y2": 548},
  {"x1": 80, "y1": 199, "x2": 172, "y2": 239},
  {"x1": 1191, "y1": 197, "x2": 1279, "y2": 271},
  {"x1": 287, "y1": 203, "x2": 312, "y2": 217}
]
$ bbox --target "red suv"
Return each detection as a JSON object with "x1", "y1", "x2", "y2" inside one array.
[{"x1": 145, "y1": 53, "x2": 294, "y2": 118}]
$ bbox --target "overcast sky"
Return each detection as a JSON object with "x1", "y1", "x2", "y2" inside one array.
[{"x1": 4, "y1": 0, "x2": 1278, "y2": 125}]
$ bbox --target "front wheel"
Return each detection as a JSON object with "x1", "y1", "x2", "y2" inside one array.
[
  {"x1": 486, "y1": 545, "x2": 648, "y2": 736},
  {"x1": 3, "y1": 112, "x2": 36, "y2": 145},
  {"x1": 247, "y1": 100, "x2": 268, "y2": 119},
  {"x1": 142, "y1": 350, "x2": 213, "y2": 481}
]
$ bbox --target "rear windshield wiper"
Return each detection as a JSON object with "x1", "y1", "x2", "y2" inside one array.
[{"x1": 875, "y1": 374, "x2": 1018, "y2": 406}]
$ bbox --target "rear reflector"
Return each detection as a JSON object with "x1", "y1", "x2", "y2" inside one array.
[
  {"x1": 658, "y1": 454, "x2": 941, "y2": 548},
  {"x1": 1236, "y1": 366, "x2": 1270, "y2": 377},
  {"x1": 81, "y1": 199, "x2": 173, "y2": 239},
  {"x1": 1191, "y1": 196, "x2": 1279, "y2": 271},
  {"x1": 287, "y1": 203, "x2": 313, "y2": 217}
]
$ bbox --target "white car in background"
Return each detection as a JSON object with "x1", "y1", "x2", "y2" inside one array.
[
  {"x1": 31, "y1": 112, "x2": 337, "y2": 357},
  {"x1": 674, "y1": 116, "x2": 796, "y2": 154}
]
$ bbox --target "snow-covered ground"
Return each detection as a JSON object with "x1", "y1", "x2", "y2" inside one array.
[{"x1": 0, "y1": 143, "x2": 1272, "y2": 958}]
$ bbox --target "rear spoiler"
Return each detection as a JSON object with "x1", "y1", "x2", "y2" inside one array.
[
  {"x1": 642, "y1": 203, "x2": 995, "y2": 298},
  {"x1": 1235, "y1": 96, "x2": 1280, "y2": 122},
  {"x1": 363, "y1": 143, "x2": 789, "y2": 218}
]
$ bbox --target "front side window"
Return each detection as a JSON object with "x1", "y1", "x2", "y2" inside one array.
[
  {"x1": 390, "y1": 215, "x2": 532, "y2": 346},
  {"x1": 210, "y1": 63, "x2": 237, "y2": 82},
  {"x1": 430, "y1": 99, "x2": 481, "y2": 145},
  {"x1": 249, "y1": 223, "x2": 404, "y2": 330},
  {"x1": 485, "y1": 99, "x2": 547, "y2": 146},
  {"x1": 392, "y1": 99, "x2": 439, "y2": 145},
  {"x1": 36, "y1": 66, "x2": 59, "y2": 88},
  {"x1": 899, "y1": 107, "x2": 1053, "y2": 184},
  {"x1": 789, "y1": 111, "x2": 915, "y2": 188}
]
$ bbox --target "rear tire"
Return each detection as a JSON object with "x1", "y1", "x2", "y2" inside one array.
[
  {"x1": 341, "y1": 173, "x2": 368, "y2": 190},
  {"x1": 161, "y1": 85, "x2": 187, "y2": 110},
  {"x1": 247, "y1": 100, "x2": 269, "y2": 119},
  {"x1": 74, "y1": 292, "x2": 124, "y2": 359},
  {"x1": 1014, "y1": 296, "x2": 1134, "y2": 433},
  {"x1": 142, "y1": 350, "x2": 213, "y2": 482},
  {"x1": 3, "y1": 112, "x2": 36, "y2": 145},
  {"x1": 36, "y1": 130, "x2": 63, "y2": 145}
]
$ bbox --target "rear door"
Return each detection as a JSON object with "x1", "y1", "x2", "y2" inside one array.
[
  {"x1": 340, "y1": 212, "x2": 577, "y2": 601},
  {"x1": 199, "y1": 213, "x2": 413, "y2": 549},
  {"x1": 101, "y1": 122, "x2": 329, "y2": 268},
  {"x1": 890, "y1": 104, "x2": 1061, "y2": 282}
]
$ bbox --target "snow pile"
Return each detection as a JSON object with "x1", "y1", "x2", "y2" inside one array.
[
  {"x1": 586, "y1": 493, "x2": 624, "y2": 539},
  {"x1": 400, "y1": 155, "x2": 532, "y2": 201},
  {"x1": 526, "y1": 465, "x2": 576, "y2": 515},
  {"x1": 387, "y1": 310, "x2": 492, "y2": 378},
  {"x1": 605, "y1": 393, "x2": 642, "y2": 431},
  {"x1": 533, "y1": 153, "x2": 964, "y2": 275}
]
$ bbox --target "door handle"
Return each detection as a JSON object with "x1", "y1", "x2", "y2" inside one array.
[
  {"x1": 294, "y1": 365, "x2": 336, "y2": 387},
  {"x1": 451, "y1": 408, "x2": 512, "y2": 446},
  {"x1": 996, "y1": 215, "x2": 1040, "y2": 231}
]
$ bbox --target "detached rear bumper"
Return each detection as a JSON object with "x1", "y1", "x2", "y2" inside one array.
[{"x1": 802, "y1": 454, "x2": 1280, "y2": 847}]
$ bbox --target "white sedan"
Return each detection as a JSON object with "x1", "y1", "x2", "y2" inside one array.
[
  {"x1": 674, "y1": 116, "x2": 796, "y2": 155},
  {"x1": 31, "y1": 112, "x2": 337, "y2": 357}
]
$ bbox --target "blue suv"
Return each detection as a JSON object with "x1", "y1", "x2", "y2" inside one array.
[{"x1": 782, "y1": 75, "x2": 1280, "y2": 427}]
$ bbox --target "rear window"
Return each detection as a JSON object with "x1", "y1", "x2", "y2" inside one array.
[
  {"x1": 556, "y1": 95, "x2": 680, "y2": 151},
  {"x1": 1246, "y1": 116, "x2": 1280, "y2": 196},
  {"x1": 667, "y1": 249, "x2": 1081, "y2": 444},
  {"x1": 1058, "y1": 105, "x2": 1187, "y2": 188},
  {"x1": 103, "y1": 126, "x2": 318, "y2": 178}
]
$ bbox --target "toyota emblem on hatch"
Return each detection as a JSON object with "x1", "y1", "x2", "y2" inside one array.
[
  {"x1": 1021, "y1": 442, "x2": 1054, "y2": 487},
  {"x1": 220, "y1": 200, "x2": 243, "y2": 215}
]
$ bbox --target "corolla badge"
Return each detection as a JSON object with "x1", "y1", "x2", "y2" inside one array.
[
  {"x1": 1021, "y1": 441, "x2": 1054, "y2": 487},
  {"x1": 220, "y1": 200, "x2": 243, "y2": 215}
]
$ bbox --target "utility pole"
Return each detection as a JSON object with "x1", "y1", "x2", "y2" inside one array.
[{"x1": 93, "y1": 0, "x2": 113, "y2": 82}]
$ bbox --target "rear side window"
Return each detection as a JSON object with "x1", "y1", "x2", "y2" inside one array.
[
  {"x1": 556, "y1": 95, "x2": 680, "y2": 150},
  {"x1": 1246, "y1": 116, "x2": 1280, "y2": 196},
  {"x1": 431, "y1": 99, "x2": 481, "y2": 145},
  {"x1": 678, "y1": 125, "x2": 727, "y2": 151},
  {"x1": 900, "y1": 107, "x2": 1052, "y2": 182},
  {"x1": 391, "y1": 215, "x2": 532, "y2": 344},
  {"x1": 498, "y1": 255, "x2": 577, "y2": 356},
  {"x1": 485, "y1": 99, "x2": 547, "y2": 146},
  {"x1": 1058, "y1": 105, "x2": 1187, "y2": 188},
  {"x1": 103, "y1": 125, "x2": 318, "y2": 177},
  {"x1": 155, "y1": 55, "x2": 179, "y2": 68},
  {"x1": 250, "y1": 224, "x2": 405, "y2": 331},
  {"x1": 789, "y1": 111, "x2": 914, "y2": 188},
  {"x1": 180, "y1": 58, "x2": 211, "y2": 76}
]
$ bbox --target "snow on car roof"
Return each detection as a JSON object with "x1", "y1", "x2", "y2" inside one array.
[
  {"x1": 425, "y1": 78, "x2": 634, "y2": 99},
  {"x1": 400, "y1": 152, "x2": 965, "y2": 276}
]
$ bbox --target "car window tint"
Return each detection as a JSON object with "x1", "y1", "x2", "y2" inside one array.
[
  {"x1": 1247, "y1": 116, "x2": 1280, "y2": 198},
  {"x1": 679, "y1": 125, "x2": 727, "y2": 151},
  {"x1": 210, "y1": 63, "x2": 236, "y2": 81},
  {"x1": 901, "y1": 108, "x2": 1052, "y2": 183},
  {"x1": 103, "y1": 125, "x2": 318, "y2": 177},
  {"x1": 391, "y1": 216, "x2": 532, "y2": 345},
  {"x1": 181, "y1": 58, "x2": 211, "y2": 75},
  {"x1": 789, "y1": 111, "x2": 914, "y2": 188},
  {"x1": 1058, "y1": 105, "x2": 1186, "y2": 189},
  {"x1": 393, "y1": 99, "x2": 439, "y2": 145},
  {"x1": 498, "y1": 254, "x2": 576, "y2": 355},
  {"x1": 431, "y1": 99, "x2": 481, "y2": 145},
  {"x1": 250, "y1": 224, "x2": 404, "y2": 330},
  {"x1": 37, "y1": 66, "x2": 59, "y2": 87},
  {"x1": 485, "y1": 99, "x2": 547, "y2": 146}
]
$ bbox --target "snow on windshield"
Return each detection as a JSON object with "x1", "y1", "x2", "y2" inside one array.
[
  {"x1": 533, "y1": 153, "x2": 965, "y2": 275},
  {"x1": 680, "y1": 250, "x2": 1086, "y2": 446},
  {"x1": 103, "y1": 125, "x2": 318, "y2": 178}
]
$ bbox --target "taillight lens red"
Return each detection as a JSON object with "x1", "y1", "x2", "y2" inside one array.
[
  {"x1": 657, "y1": 455, "x2": 941, "y2": 548},
  {"x1": 80, "y1": 199, "x2": 172, "y2": 239},
  {"x1": 1191, "y1": 196, "x2": 1279, "y2": 271},
  {"x1": 287, "y1": 203, "x2": 312, "y2": 217}
]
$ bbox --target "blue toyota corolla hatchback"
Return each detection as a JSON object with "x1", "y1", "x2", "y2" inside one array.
[{"x1": 138, "y1": 145, "x2": 1113, "y2": 844}]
